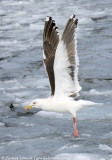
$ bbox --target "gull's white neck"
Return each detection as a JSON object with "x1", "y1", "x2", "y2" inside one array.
[{"x1": 36, "y1": 98, "x2": 52, "y2": 111}]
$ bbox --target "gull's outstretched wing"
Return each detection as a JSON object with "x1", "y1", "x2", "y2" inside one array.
[
  {"x1": 43, "y1": 17, "x2": 59, "y2": 95},
  {"x1": 54, "y1": 14, "x2": 82, "y2": 97}
]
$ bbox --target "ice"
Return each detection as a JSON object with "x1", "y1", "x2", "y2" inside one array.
[
  {"x1": 99, "y1": 144, "x2": 112, "y2": 153},
  {"x1": 84, "y1": 89, "x2": 112, "y2": 96},
  {"x1": 29, "y1": 24, "x2": 44, "y2": 31},
  {"x1": 58, "y1": 144, "x2": 80, "y2": 151},
  {"x1": 55, "y1": 153, "x2": 105, "y2": 160},
  {"x1": 0, "y1": 123, "x2": 4, "y2": 127},
  {"x1": 0, "y1": 40, "x2": 18, "y2": 46},
  {"x1": 0, "y1": 10, "x2": 6, "y2": 16},
  {"x1": 37, "y1": 111, "x2": 66, "y2": 119},
  {"x1": 2, "y1": 0, "x2": 31, "y2": 6},
  {"x1": 0, "y1": 0, "x2": 112, "y2": 158}
]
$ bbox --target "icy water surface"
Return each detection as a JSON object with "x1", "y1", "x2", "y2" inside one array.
[{"x1": 0, "y1": 0, "x2": 112, "y2": 159}]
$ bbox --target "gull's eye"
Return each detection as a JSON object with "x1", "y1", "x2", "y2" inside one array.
[{"x1": 33, "y1": 102, "x2": 36, "y2": 105}]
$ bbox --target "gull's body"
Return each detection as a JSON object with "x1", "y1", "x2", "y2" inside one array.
[
  {"x1": 25, "y1": 14, "x2": 101, "y2": 138},
  {"x1": 32, "y1": 98, "x2": 97, "y2": 116}
]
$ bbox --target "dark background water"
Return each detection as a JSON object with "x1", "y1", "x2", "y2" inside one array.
[{"x1": 0, "y1": 0, "x2": 112, "y2": 159}]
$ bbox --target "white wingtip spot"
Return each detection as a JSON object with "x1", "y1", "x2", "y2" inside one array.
[
  {"x1": 56, "y1": 28, "x2": 59, "y2": 32},
  {"x1": 43, "y1": 51, "x2": 46, "y2": 59},
  {"x1": 46, "y1": 16, "x2": 50, "y2": 21},
  {"x1": 70, "y1": 14, "x2": 75, "y2": 19}
]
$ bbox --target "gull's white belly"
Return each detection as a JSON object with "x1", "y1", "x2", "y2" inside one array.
[
  {"x1": 48, "y1": 103, "x2": 68, "y2": 112},
  {"x1": 39, "y1": 97, "x2": 98, "y2": 116},
  {"x1": 44, "y1": 98, "x2": 76, "y2": 113}
]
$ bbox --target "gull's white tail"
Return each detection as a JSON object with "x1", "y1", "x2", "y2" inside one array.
[
  {"x1": 74, "y1": 100, "x2": 103, "y2": 112},
  {"x1": 80, "y1": 100, "x2": 103, "y2": 107}
]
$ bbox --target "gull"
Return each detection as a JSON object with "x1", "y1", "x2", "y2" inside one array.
[{"x1": 25, "y1": 14, "x2": 101, "y2": 138}]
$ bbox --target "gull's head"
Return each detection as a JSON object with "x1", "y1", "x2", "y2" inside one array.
[{"x1": 25, "y1": 101, "x2": 38, "y2": 110}]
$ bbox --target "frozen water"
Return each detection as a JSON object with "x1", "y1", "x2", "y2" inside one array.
[
  {"x1": 99, "y1": 144, "x2": 112, "y2": 153},
  {"x1": 55, "y1": 153, "x2": 107, "y2": 160},
  {"x1": 0, "y1": 0, "x2": 112, "y2": 159}
]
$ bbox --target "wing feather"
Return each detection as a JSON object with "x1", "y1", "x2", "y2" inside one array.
[
  {"x1": 54, "y1": 14, "x2": 81, "y2": 97},
  {"x1": 43, "y1": 17, "x2": 59, "y2": 95}
]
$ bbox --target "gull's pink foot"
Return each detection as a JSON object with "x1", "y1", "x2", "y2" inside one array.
[
  {"x1": 74, "y1": 129, "x2": 79, "y2": 138},
  {"x1": 73, "y1": 117, "x2": 79, "y2": 138}
]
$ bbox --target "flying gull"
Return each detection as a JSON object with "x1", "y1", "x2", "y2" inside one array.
[{"x1": 25, "y1": 14, "x2": 101, "y2": 138}]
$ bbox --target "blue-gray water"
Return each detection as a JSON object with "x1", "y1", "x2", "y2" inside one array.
[{"x1": 0, "y1": 0, "x2": 112, "y2": 159}]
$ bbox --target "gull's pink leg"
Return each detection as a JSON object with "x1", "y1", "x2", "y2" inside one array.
[{"x1": 73, "y1": 117, "x2": 79, "y2": 138}]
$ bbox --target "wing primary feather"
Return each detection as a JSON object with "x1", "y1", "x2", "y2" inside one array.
[
  {"x1": 43, "y1": 16, "x2": 59, "y2": 95},
  {"x1": 54, "y1": 14, "x2": 81, "y2": 98},
  {"x1": 43, "y1": 16, "x2": 50, "y2": 40},
  {"x1": 52, "y1": 28, "x2": 59, "y2": 47},
  {"x1": 45, "y1": 17, "x2": 52, "y2": 41},
  {"x1": 70, "y1": 13, "x2": 75, "y2": 19}
]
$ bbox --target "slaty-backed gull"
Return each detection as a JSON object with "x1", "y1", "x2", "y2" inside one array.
[{"x1": 25, "y1": 14, "x2": 101, "y2": 138}]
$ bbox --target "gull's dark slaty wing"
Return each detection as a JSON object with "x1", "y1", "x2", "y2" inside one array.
[
  {"x1": 43, "y1": 17, "x2": 59, "y2": 95},
  {"x1": 61, "y1": 14, "x2": 78, "y2": 82},
  {"x1": 54, "y1": 14, "x2": 81, "y2": 97}
]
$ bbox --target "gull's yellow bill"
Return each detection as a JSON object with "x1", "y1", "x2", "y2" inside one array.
[{"x1": 25, "y1": 105, "x2": 32, "y2": 110}]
